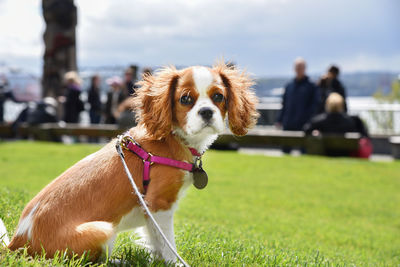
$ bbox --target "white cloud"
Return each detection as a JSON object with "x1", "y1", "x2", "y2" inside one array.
[
  {"x1": 75, "y1": 0, "x2": 292, "y2": 68},
  {"x1": 0, "y1": 0, "x2": 43, "y2": 72},
  {"x1": 0, "y1": 0, "x2": 399, "y2": 76}
]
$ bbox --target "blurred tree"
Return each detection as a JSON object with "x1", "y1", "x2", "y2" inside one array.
[
  {"x1": 374, "y1": 76, "x2": 400, "y2": 103},
  {"x1": 42, "y1": 0, "x2": 77, "y2": 98},
  {"x1": 372, "y1": 76, "x2": 400, "y2": 133}
]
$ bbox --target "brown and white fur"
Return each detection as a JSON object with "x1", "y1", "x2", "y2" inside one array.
[{"x1": 0, "y1": 63, "x2": 258, "y2": 263}]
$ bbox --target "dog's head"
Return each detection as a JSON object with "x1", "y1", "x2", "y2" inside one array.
[{"x1": 133, "y1": 63, "x2": 259, "y2": 147}]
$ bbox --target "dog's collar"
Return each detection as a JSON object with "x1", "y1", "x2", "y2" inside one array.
[
  {"x1": 188, "y1": 147, "x2": 202, "y2": 157},
  {"x1": 118, "y1": 134, "x2": 202, "y2": 193}
]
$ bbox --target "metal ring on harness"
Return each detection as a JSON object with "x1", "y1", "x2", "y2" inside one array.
[
  {"x1": 143, "y1": 152, "x2": 155, "y2": 165},
  {"x1": 120, "y1": 135, "x2": 136, "y2": 150}
]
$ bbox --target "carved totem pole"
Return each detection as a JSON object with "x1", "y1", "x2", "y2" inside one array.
[{"x1": 42, "y1": 0, "x2": 77, "y2": 97}]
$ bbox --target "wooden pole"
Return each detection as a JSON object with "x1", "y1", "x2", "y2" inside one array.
[{"x1": 42, "y1": 0, "x2": 77, "y2": 98}]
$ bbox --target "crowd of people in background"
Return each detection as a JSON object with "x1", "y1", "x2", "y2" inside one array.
[
  {"x1": 60, "y1": 65, "x2": 149, "y2": 129},
  {"x1": 276, "y1": 57, "x2": 371, "y2": 157},
  {"x1": 1, "y1": 60, "x2": 372, "y2": 157},
  {"x1": 0, "y1": 65, "x2": 152, "y2": 141}
]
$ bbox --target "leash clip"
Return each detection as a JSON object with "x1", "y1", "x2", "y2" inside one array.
[
  {"x1": 120, "y1": 134, "x2": 141, "y2": 150},
  {"x1": 193, "y1": 156, "x2": 203, "y2": 170},
  {"x1": 115, "y1": 135, "x2": 125, "y2": 159},
  {"x1": 121, "y1": 135, "x2": 134, "y2": 150}
]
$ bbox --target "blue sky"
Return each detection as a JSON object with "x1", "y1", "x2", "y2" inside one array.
[{"x1": 0, "y1": 0, "x2": 399, "y2": 77}]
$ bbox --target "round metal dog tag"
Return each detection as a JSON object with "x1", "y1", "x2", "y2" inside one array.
[{"x1": 193, "y1": 168, "x2": 208, "y2": 189}]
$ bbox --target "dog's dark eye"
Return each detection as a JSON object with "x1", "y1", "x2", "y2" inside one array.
[
  {"x1": 212, "y1": 93, "x2": 224, "y2": 103},
  {"x1": 180, "y1": 95, "x2": 194, "y2": 105}
]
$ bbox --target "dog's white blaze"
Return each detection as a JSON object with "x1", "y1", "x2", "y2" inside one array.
[
  {"x1": 16, "y1": 202, "x2": 39, "y2": 239},
  {"x1": 192, "y1": 67, "x2": 213, "y2": 96},
  {"x1": 0, "y1": 218, "x2": 9, "y2": 246}
]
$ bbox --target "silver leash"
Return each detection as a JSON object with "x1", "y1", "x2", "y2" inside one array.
[{"x1": 115, "y1": 139, "x2": 190, "y2": 267}]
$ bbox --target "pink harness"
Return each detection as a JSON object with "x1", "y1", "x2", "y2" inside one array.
[{"x1": 120, "y1": 135, "x2": 202, "y2": 193}]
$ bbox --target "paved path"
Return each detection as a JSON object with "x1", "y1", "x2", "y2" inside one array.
[{"x1": 238, "y1": 148, "x2": 394, "y2": 162}]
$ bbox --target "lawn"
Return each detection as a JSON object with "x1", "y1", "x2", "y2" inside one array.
[{"x1": 0, "y1": 141, "x2": 399, "y2": 266}]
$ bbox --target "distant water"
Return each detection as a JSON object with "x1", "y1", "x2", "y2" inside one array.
[
  {"x1": 3, "y1": 66, "x2": 398, "y2": 99},
  {"x1": 254, "y1": 72, "x2": 398, "y2": 97},
  {"x1": 5, "y1": 96, "x2": 399, "y2": 134}
]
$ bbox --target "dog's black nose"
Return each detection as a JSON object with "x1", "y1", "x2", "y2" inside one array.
[{"x1": 198, "y1": 107, "x2": 213, "y2": 121}]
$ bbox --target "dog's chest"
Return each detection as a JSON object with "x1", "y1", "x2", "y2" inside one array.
[
  {"x1": 176, "y1": 171, "x2": 193, "y2": 202},
  {"x1": 115, "y1": 171, "x2": 193, "y2": 232}
]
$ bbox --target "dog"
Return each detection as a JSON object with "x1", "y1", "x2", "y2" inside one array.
[{"x1": 0, "y1": 63, "x2": 258, "y2": 263}]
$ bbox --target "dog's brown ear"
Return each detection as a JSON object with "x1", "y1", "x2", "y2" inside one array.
[
  {"x1": 214, "y1": 63, "x2": 259, "y2": 136},
  {"x1": 133, "y1": 66, "x2": 179, "y2": 139}
]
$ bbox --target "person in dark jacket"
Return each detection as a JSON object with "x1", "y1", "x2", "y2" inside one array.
[
  {"x1": 105, "y1": 76, "x2": 126, "y2": 124},
  {"x1": 277, "y1": 58, "x2": 320, "y2": 153},
  {"x1": 87, "y1": 74, "x2": 102, "y2": 124},
  {"x1": 277, "y1": 58, "x2": 320, "y2": 132},
  {"x1": 351, "y1": 115, "x2": 369, "y2": 137},
  {"x1": 318, "y1": 65, "x2": 347, "y2": 113},
  {"x1": 63, "y1": 71, "x2": 84, "y2": 123},
  {"x1": 304, "y1": 93, "x2": 356, "y2": 135}
]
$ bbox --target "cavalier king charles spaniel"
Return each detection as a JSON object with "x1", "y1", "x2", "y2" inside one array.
[{"x1": 1, "y1": 63, "x2": 258, "y2": 263}]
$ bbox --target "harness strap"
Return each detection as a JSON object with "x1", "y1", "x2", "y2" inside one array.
[
  {"x1": 124, "y1": 138, "x2": 201, "y2": 193},
  {"x1": 150, "y1": 155, "x2": 194, "y2": 171}
]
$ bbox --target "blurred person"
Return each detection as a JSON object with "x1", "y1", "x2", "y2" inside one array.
[
  {"x1": 11, "y1": 97, "x2": 60, "y2": 141},
  {"x1": 87, "y1": 74, "x2": 102, "y2": 124},
  {"x1": 114, "y1": 98, "x2": 136, "y2": 130},
  {"x1": 318, "y1": 65, "x2": 347, "y2": 113},
  {"x1": 303, "y1": 93, "x2": 356, "y2": 135},
  {"x1": 0, "y1": 75, "x2": 9, "y2": 123},
  {"x1": 0, "y1": 75, "x2": 17, "y2": 123},
  {"x1": 350, "y1": 115, "x2": 369, "y2": 138},
  {"x1": 105, "y1": 76, "x2": 125, "y2": 124},
  {"x1": 63, "y1": 71, "x2": 84, "y2": 123},
  {"x1": 123, "y1": 66, "x2": 138, "y2": 96},
  {"x1": 276, "y1": 57, "x2": 320, "y2": 153},
  {"x1": 304, "y1": 93, "x2": 372, "y2": 158},
  {"x1": 28, "y1": 97, "x2": 59, "y2": 125}
]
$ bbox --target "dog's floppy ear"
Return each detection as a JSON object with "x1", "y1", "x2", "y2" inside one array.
[
  {"x1": 133, "y1": 66, "x2": 179, "y2": 139},
  {"x1": 214, "y1": 63, "x2": 259, "y2": 136}
]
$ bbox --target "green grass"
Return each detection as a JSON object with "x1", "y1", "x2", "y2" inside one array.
[{"x1": 0, "y1": 141, "x2": 399, "y2": 266}]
